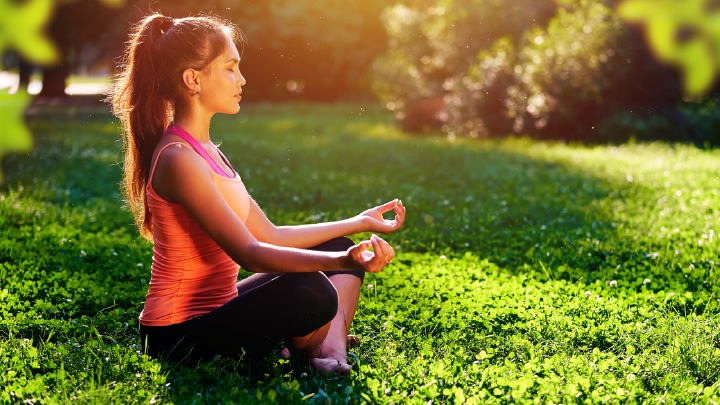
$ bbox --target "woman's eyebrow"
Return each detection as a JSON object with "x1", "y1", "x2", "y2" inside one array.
[{"x1": 226, "y1": 58, "x2": 240, "y2": 64}]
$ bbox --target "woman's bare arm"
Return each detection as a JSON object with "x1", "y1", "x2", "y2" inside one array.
[
  {"x1": 245, "y1": 195, "x2": 406, "y2": 249},
  {"x1": 152, "y1": 144, "x2": 394, "y2": 273}
]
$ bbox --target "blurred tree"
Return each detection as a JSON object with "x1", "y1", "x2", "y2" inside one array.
[
  {"x1": 144, "y1": 0, "x2": 387, "y2": 101},
  {"x1": 234, "y1": 0, "x2": 388, "y2": 101},
  {"x1": 372, "y1": 0, "x2": 705, "y2": 143},
  {"x1": 370, "y1": 0, "x2": 557, "y2": 132},
  {"x1": 446, "y1": 0, "x2": 686, "y2": 142}
]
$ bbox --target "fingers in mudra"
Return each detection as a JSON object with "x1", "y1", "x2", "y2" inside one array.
[
  {"x1": 349, "y1": 234, "x2": 394, "y2": 273},
  {"x1": 369, "y1": 199, "x2": 406, "y2": 234}
]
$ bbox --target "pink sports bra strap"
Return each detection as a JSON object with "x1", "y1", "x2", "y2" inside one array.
[{"x1": 163, "y1": 125, "x2": 233, "y2": 178}]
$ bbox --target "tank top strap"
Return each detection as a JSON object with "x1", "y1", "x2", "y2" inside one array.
[
  {"x1": 148, "y1": 142, "x2": 191, "y2": 187},
  {"x1": 163, "y1": 125, "x2": 231, "y2": 178}
]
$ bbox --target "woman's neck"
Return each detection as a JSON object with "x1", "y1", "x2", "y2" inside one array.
[{"x1": 173, "y1": 108, "x2": 213, "y2": 143}]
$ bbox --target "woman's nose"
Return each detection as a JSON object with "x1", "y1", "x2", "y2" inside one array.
[{"x1": 238, "y1": 73, "x2": 246, "y2": 87}]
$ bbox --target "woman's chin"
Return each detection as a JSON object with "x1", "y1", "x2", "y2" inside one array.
[{"x1": 220, "y1": 105, "x2": 241, "y2": 115}]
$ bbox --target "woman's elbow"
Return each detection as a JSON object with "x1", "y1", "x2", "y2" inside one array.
[{"x1": 233, "y1": 241, "x2": 269, "y2": 273}]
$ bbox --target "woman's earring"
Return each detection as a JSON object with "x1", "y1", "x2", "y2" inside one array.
[{"x1": 196, "y1": 87, "x2": 200, "y2": 99}]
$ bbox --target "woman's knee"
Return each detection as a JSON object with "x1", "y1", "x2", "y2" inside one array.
[{"x1": 287, "y1": 272, "x2": 338, "y2": 322}]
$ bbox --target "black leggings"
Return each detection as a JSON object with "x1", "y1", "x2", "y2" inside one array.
[{"x1": 139, "y1": 237, "x2": 363, "y2": 364}]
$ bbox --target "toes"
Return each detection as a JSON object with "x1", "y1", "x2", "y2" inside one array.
[
  {"x1": 347, "y1": 335, "x2": 361, "y2": 348},
  {"x1": 280, "y1": 347, "x2": 290, "y2": 358},
  {"x1": 310, "y1": 357, "x2": 352, "y2": 375}
]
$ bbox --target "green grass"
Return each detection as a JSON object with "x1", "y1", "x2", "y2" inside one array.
[{"x1": 2, "y1": 102, "x2": 720, "y2": 404}]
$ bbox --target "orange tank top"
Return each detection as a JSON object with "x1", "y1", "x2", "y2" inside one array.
[{"x1": 139, "y1": 132, "x2": 251, "y2": 326}]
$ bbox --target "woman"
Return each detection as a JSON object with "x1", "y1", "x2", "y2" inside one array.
[{"x1": 108, "y1": 14, "x2": 405, "y2": 374}]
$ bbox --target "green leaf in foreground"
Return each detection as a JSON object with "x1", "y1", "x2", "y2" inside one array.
[
  {"x1": 0, "y1": 0, "x2": 58, "y2": 64},
  {"x1": 618, "y1": 0, "x2": 720, "y2": 96},
  {"x1": 0, "y1": 89, "x2": 33, "y2": 183}
]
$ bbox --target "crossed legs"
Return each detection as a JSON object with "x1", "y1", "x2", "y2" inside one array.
[{"x1": 236, "y1": 237, "x2": 364, "y2": 374}]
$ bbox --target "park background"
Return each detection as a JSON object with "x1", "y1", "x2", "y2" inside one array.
[{"x1": 2, "y1": 0, "x2": 720, "y2": 403}]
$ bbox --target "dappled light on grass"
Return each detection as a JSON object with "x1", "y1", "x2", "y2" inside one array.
[{"x1": 1, "y1": 103, "x2": 720, "y2": 403}]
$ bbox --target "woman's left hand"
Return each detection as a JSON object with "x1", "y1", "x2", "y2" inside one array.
[{"x1": 355, "y1": 199, "x2": 406, "y2": 235}]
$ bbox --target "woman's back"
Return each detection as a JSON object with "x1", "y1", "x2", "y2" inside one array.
[{"x1": 139, "y1": 127, "x2": 251, "y2": 326}]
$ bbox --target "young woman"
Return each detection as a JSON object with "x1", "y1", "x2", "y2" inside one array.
[{"x1": 108, "y1": 14, "x2": 406, "y2": 374}]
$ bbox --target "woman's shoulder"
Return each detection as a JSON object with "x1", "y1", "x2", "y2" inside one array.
[
  {"x1": 150, "y1": 136, "x2": 213, "y2": 201},
  {"x1": 152, "y1": 136, "x2": 202, "y2": 171}
]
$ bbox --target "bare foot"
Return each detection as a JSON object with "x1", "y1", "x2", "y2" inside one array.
[
  {"x1": 281, "y1": 335, "x2": 360, "y2": 359},
  {"x1": 310, "y1": 356, "x2": 352, "y2": 375}
]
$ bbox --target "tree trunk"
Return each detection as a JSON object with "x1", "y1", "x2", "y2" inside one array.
[
  {"x1": 18, "y1": 60, "x2": 32, "y2": 92},
  {"x1": 38, "y1": 64, "x2": 70, "y2": 97}
]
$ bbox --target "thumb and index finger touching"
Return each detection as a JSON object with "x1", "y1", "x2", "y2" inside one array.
[{"x1": 376, "y1": 199, "x2": 400, "y2": 213}]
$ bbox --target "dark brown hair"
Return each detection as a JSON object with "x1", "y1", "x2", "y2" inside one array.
[{"x1": 108, "y1": 13, "x2": 243, "y2": 240}]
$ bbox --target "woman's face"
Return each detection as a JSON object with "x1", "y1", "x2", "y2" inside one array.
[{"x1": 199, "y1": 38, "x2": 245, "y2": 115}]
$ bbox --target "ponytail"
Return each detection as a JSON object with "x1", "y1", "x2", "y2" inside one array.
[{"x1": 108, "y1": 13, "x2": 242, "y2": 240}]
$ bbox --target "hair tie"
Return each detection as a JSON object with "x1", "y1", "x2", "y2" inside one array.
[{"x1": 157, "y1": 16, "x2": 174, "y2": 36}]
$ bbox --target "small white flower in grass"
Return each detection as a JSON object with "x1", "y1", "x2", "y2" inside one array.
[
  {"x1": 300, "y1": 373, "x2": 307, "y2": 378},
  {"x1": 80, "y1": 250, "x2": 86, "y2": 257},
  {"x1": 384, "y1": 388, "x2": 391, "y2": 394},
  {"x1": 61, "y1": 238, "x2": 66, "y2": 243},
  {"x1": 689, "y1": 264, "x2": 695, "y2": 270},
  {"x1": 643, "y1": 279, "x2": 651, "y2": 285},
  {"x1": 440, "y1": 255, "x2": 447, "y2": 260},
  {"x1": 388, "y1": 316, "x2": 394, "y2": 321},
  {"x1": 626, "y1": 374, "x2": 636, "y2": 382},
  {"x1": 609, "y1": 280, "x2": 618, "y2": 287},
  {"x1": 367, "y1": 284, "x2": 374, "y2": 291},
  {"x1": 137, "y1": 263, "x2": 143, "y2": 267},
  {"x1": 585, "y1": 291, "x2": 592, "y2": 296}
]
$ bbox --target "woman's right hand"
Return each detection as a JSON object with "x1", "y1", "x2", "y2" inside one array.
[{"x1": 347, "y1": 234, "x2": 395, "y2": 273}]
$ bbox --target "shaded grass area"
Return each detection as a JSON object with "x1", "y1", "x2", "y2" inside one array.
[{"x1": 1, "y1": 102, "x2": 720, "y2": 404}]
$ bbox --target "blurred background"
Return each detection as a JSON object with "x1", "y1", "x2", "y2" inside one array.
[{"x1": 1, "y1": 0, "x2": 720, "y2": 145}]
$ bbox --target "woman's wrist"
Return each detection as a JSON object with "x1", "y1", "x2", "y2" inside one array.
[
  {"x1": 350, "y1": 215, "x2": 370, "y2": 234},
  {"x1": 330, "y1": 250, "x2": 356, "y2": 271}
]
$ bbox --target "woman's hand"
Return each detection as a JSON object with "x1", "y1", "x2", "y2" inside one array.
[
  {"x1": 346, "y1": 234, "x2": 396, "y2": 273},
  {"x1": 356, "y1": 199, "x2": 406, "y2": 235}
]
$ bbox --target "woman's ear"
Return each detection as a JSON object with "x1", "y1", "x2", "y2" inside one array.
[{"x1": 182, "y1": 68, "x2": 200, "y2": 94}]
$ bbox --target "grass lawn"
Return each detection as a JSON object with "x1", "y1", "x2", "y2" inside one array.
[{"x1": 1, "y1": 102, "x2": 720, "y2": 404}]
